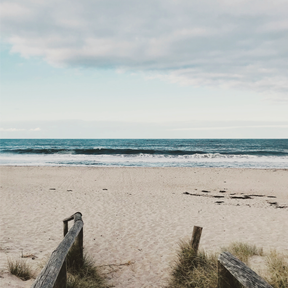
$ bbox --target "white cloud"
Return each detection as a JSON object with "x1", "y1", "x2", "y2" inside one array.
[
  {"x1": 0, "y1": 128, "x2": 25, "y2": 132},
  {"x1": 1, "y1": 0, "x2": 288, "y2": 98},
  {"x1": 29, "y1": 127, "x2": 41, "y2": 131},
  {"x1": 0, "y1": 2, "x2": 31, "y2": 18}
]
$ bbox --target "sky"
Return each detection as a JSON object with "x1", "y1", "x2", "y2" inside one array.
[{"x1": 0, "y1": 0, "x2": 288, "y2": 138}]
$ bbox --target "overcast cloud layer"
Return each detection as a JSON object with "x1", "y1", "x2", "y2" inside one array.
[{"x1": 1, "y1": 0, "x2": 288, "y2": 98}]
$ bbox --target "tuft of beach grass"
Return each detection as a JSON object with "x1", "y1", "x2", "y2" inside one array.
[
  {"x1": 221, "y1": 242, "x2": 263, "y2": 264},
  {"x1": 167, "y1": 240, "x2": 218, "y2": 288},
  {"x1": 265, "y1": 250, "x2": 288, "y2": 288},
  {"x1": 7, "y1": 245, "x2": 107, "y2": 287},
  {"x1": 66, "y1": 245, "x2": 108, "y2": 288},
  {"x1": 7, "y1": 258, "x2": 34, "y2": 281}
]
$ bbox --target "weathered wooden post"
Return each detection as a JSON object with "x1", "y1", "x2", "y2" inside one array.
[
  {"x1": 73, "y1": 212, "x2": 84, "y2": 267},
  {"x1": 63, "y1": 214, "x2": 74, "y2": 237},
  {"x1": 191, "y1": 226, "x2": 203, "y2": 254},
  {"x1": 63, "y1": 221, "x2": 68, "y2": 237}
]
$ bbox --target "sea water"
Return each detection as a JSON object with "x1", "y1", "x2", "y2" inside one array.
[{"x1": 0, "y1": 139, "x2": 288, "y2": 168}]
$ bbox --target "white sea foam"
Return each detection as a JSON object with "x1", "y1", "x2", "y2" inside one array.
[{"x1": 1, "y1": 153, "x2": 288, "y2": 168}]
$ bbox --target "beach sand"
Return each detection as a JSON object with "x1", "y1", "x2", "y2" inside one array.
[{"x1": 1, "y1": 166, "x2": 288, "y2": 287}]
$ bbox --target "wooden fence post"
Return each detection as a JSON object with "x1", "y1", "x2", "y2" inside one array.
[
  {"x1": 63, "y1": 221, "x2": 68, "y2": 237},
  {"x1": 63, "y1": 214, "x2": 74, "y2": 237},
  {"x1": 72, "y1": 212, "x2": 84, "y2": 268},
  {"x1": 76, "y1": 227, "x2": 83, "y2": 266},
  {"x1": 191, "y1": 226, "x2": 203, "y2": 254}
]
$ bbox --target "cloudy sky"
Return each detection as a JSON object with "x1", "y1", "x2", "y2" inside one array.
[{"x1": 1, "y1": 0, "x2": 288, "y2": 138}]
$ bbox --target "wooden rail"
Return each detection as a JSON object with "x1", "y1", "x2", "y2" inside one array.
[
  {"x1": 31, "y1": 212, "x2": 84, "y2": 288},
  {"x1": 218, "y1": 251, "x2": 272, "y2": 288}
]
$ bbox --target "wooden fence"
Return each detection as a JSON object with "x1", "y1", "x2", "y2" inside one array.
[
  {"x1": 192, "y1": 226, "x2": 272, "y2": 288},
  {"x1": 31, "y1": 212, "x2": 84, "y2": 288},
  {"x1": 31, "y1": 218, "x2": 272, "y2": 288}
]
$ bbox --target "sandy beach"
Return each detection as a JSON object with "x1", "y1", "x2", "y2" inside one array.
[{"x1": 1, "y1": 166, "x2": 288, "y2": 287}]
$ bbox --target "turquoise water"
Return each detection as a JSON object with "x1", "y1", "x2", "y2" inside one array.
[{"x1": 0, "y1": 139, "x2": 288, "y2": 168}]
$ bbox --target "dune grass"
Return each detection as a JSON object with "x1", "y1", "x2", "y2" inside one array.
[
  {"x1": 7, "y1": 245, "x2": 107, "y2": 287},
  {"x1": 167, "y1": 240, "x2": 218, "y2": 288},
  {"x1": 167, "y1": 241, "x2": 287, "y2": 288},
  {"x1": 7, "y1": 258, "x2": 34, "y2": 281},
  {"x1": 66, "y1": 245, "x2": 108, "y2": 288},
  {"x1": 266, "y1": 250, "x2": 288, "y2": 288},
  {"x1": 7, "y1": 241, "x2": 287, "y2": 287},
  {"x1": 221, "y1": 242, "x2": 263, "y2": 264}
]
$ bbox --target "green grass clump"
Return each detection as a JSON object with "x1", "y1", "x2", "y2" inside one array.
[
  {"x1": 266, "y1": 250, "x2": 288, "y2": 288},
  {"x1": 167, "y1": 240, "x2": 218, "y2": 288},
  {"x1": 66, "y1": 245, "x2": 108, "y2": 288},
  {"x1": 223, "y1": 242, "x2": 263, "y2": 264},
  {"x1": 8, "y1": 258, "x2": 34, "y2": 281}
]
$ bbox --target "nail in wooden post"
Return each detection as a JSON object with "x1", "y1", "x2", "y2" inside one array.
[
  {"x1": 54, "y1": 260, "x2": 67, "y2": 288},
  {"x1": 191, "y1": 226, "x2": 203, "y2": 254}
]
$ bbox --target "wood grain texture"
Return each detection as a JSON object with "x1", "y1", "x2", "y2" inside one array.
[{"x1": 218, "y1": 252, "x2": 272, "y2": 288}]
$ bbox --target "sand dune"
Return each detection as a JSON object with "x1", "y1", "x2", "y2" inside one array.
[{"x1": 1, "y1": 167, "x2": 288, "y2": 287}]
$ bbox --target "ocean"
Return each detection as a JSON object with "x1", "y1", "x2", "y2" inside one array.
[{"x1": 0, "y1": 139, "x2": 288, "y2": 168}]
